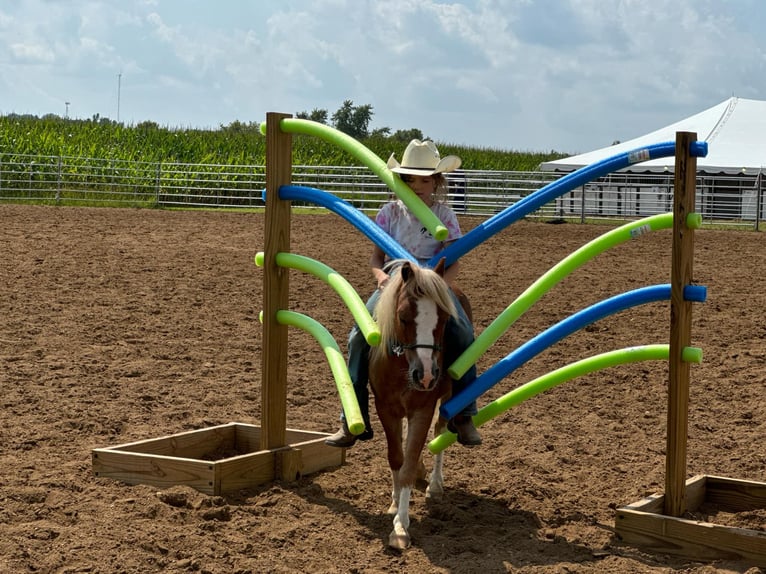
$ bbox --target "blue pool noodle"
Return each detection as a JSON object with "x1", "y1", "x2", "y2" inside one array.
[
  {"x1": 265, "y1": 185, "x2": 415, "y2": 263},
  {"x1": 429, "y1": 141, "x2": 708, "y2": 268},
  {"x1": 440, "y1": 284, "x2": 674, "y2": 420}
]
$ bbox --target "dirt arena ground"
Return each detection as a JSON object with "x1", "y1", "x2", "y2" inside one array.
[{"x1": 1, "y1": 204, "x2": 764, "y2": 573}]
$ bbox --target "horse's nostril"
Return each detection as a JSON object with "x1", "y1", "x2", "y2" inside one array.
[{"x1": 411, "y1": 367, "x2": 421, "y2": 384}]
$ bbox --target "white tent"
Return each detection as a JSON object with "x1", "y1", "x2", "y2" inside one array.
[{"x1": 540, "y1": 97, "x2": 766, "y2": 175}]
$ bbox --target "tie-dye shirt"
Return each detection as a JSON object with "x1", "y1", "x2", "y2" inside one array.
[{"x1": 375, "y1": 199, "x2": 462, "y2": 265}]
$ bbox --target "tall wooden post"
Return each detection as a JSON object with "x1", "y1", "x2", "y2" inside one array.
[
  {"x1": 261, "y1": 113, "x2": 292, "y2": 451},
  {"x1": 664, "y1": 131, "x2": 697, "y2": 516}
]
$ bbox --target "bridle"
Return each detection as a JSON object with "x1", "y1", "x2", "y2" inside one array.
[{"x1": 391, "y1": 342, "x2": 442, "y2": 357}]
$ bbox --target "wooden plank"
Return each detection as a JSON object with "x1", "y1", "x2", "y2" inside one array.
[
  {"x1": 290, "y1": 437, "x2": 345, "y2": 475},
  {"x1": 285, "y1": 428, "x2": 337, "y2": 443},
  {"x1": 619, "y1": 491, "x2": 665, "y2": 514},
  {"x1": 103, "y1": 423, "x2": 237, "y2": 458},
  {"x1": 706, "y1": 475, "x2": 766, "y2": 512},
  {"x1": 215, "y1": 451, "x2": 276, "y2": 494},
  {"x1": 616, "y1": 507, "x2": 766, "y2": 565},
  {"x1": 262, "y1": 112, "x2": 293, "y2": 451},
  {"x1": 685, "y1": 474, "x2": 708, "y2": 511},
  {"x1": 93, "y1": 422, "x2": 345, "y2": 494},
  {"x1": 92, "y1": 450, "x2": 217, "y2": 495},
  {"x1": 232, "y1": 423, "x2": 262, "y2": 453},
  {"x1": 665, "y1": 131, "x2": 698, "y2": 517},
  {"x1": 621, "y1": 475, "x2": 707, "y2": 515}
]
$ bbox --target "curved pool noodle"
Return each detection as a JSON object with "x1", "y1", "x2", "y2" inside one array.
[
  {"x1": 428, "y1": 140, "x2": 708, "y2": 268},
  {"x1": 429, "y1": 344, "x2": 673, "y2": 453},
  {"x1": 266, "y1": 185, "x2": 414, "y2": 263},
  {"x1": 273, "y1": 310, "x2": 365, "y2": 436},
  {"x1": 440, "y1": 284, "x2": 673, "y2": 420},
  {"x1": 255, "y1": 251, "x2": 381, "y2": 346},
  {"x1": 448, "y1": 213, "x2": 674, "y2": 379},
  {"x1": 261, "y1": 118, "x2": 448, "y2": 241}
]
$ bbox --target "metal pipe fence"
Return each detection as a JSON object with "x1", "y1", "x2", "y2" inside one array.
[{"x1": 1, "y1": 153, "x2": 763, "y2": 229}]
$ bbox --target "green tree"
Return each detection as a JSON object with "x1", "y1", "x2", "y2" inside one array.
[
  {"x1": 296, "y1": 108, "x2": 329, "y2": 124},
  {"x1": 391, "y1": 128, "x2": 424, "y2": 143},
  {"x1": 370, "y1": 126, "x2": 392, "y2": 138},
  {"x1": 331, "y1": 100, "x2": 373, "y2": 139}
]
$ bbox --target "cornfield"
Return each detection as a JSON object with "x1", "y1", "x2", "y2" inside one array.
[{"x1": 0, "y1": 114, "x2": 565, "y2": 171}]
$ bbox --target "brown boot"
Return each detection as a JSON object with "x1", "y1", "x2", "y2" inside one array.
[
  {"x1": 448, "y1": 415, "x2": 482, "y2": 446},
  {"x1": 324, "y1": 421, "x2": 373, "y2": 448}
]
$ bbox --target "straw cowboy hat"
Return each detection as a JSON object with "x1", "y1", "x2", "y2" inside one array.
[{"x1": 387, "y1": 139, "x2": 461, "y2": 176}]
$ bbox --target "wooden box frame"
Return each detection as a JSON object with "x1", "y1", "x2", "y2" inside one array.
[
  {"x1": 92, "y1": 422, "x2": 344, "y2": 495},
  {"x1": 616, "y1": 474, "x2": 766, "y2": 565}
]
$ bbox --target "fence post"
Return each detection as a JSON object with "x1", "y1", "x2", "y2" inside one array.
[
  {"x1": 755, "y1": 169, "x2": 762, "y2": 232},
  {"x1": 579, "y1": 184, "x2": 585, "y2": 223},
  {"x1": 155, "y1": 162, "x2": 162, "y2": 207},
  {"x1": 28, "y1": 161, "x2": 35, "y2": 198},
  {"x1": 56, "y1": 156, "x2": 62, "y2": 204}
]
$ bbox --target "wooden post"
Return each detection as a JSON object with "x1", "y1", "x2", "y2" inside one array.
[
  {"x1": 261, "y1": 112, "x2": 292, "y2": 451},
  {"x1": 664, "y1": 131, "x2": 697, "y2": 517}
]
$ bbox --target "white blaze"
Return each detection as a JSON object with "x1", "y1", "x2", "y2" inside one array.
[{"x1": 415, "y1": 299, "x2": 438, "y2": 387}]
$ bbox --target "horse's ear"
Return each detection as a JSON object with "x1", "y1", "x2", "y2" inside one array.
[
  {"x1": 400, "y1": 261, "x2": 413, "y2": 282},
  {"x1": 433, "y1": 257, "x2": 446, "y2": 277}
]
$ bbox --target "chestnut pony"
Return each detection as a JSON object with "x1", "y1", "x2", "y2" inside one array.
[{"x1": 369, "y1": 258, "x2": 470, "y2": 549}]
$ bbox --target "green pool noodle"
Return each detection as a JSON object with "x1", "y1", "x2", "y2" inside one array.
[
  {"x1": 275, "y1": 310, "x2": 365, "y2": 436},
  {"x1": 261, "y1": 118, "x2": 448, "y2": 241},
  {"x1": 431, "y1": 344, "x2": 671, "y2": 453},
  {"x1": 256, "y1": 251, "x2": 380, "y2": 346}
]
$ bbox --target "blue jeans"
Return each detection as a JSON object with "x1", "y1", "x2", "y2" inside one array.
[{"x1": 342, "y1": 284, "x2": 479, "y2": 427}]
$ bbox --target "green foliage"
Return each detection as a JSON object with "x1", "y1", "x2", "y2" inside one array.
[
  {"x1": 0, "y1": 113, "x2": 567, "y2": 171},
  {"x1": 295, "y1": 108, "x2": 329, "y2": 124},
  {"x1": 330, "y1": 100, "x2": 374, "y2": 139}
]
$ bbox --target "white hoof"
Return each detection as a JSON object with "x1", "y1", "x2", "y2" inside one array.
[
  {"x1": 386, "y1": 501, "x2": 398, "y2": 515},
  {"x1": 388, "y1": 528, "x2": 411, "y2": 550}
]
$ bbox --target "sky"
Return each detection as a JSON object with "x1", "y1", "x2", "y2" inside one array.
[{"x1": 1, "y1": 0, "x2": 765, "y2": 155}]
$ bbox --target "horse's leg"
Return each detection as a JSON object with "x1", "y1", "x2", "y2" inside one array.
[
  {"x1": 377, "y1": 413, "x2": 403, "y2": 516},
  {"x1": 426, "y1": 416, "x2": 447, "y2": 500},
  {"x1": 389, "y1": 483, "x2": 412, "y2": 550},
  {"x1": 387, "y1": 410, "x2": 435, "y2": 550}
]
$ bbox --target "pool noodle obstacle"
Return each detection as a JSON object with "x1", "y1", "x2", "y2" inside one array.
[
  {"x1": 447, "y1": 213, "x2": 676, "y2": 380},
  {"x1": 428, "y1": 344, "x2": 677, "y2": 452},
  {"x1": 94, "y1": 116, "x2": 766, "y2": 564},
  {"x1": 438, "y1": 284, "x2": 703, "y2": 423},
  {"x1": 256, "y1": 121, "x2": 764, "y2": 564},
  {"x1": 273, "y1": 123, "x2": 763, "y2": 563}
]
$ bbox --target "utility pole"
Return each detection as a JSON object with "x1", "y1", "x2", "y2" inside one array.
[
  {"x1": 65, "y1": 101, "x2": 70, "y2": 118},
  {"x1": 117, "y1": 72, "x2": 122, "y2": 122}
]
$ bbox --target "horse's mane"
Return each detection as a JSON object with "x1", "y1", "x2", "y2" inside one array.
[{"x1": 373, "y1": 260, "x2": 458, "y2": 350}]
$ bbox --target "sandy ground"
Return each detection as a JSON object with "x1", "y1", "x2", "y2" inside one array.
[{"x1": 1, "y1": 204, "x2": 764, "y2": 574}]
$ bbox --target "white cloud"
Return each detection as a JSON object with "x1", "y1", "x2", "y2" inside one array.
[
  {"x1": 10, "y1": 42, "x2": 55, "y2": 63},
  {"x1": 0, "y1": 0, "x2": 764, "y2": 152}
]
